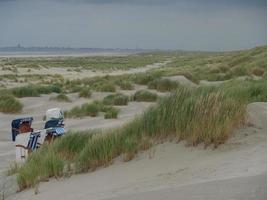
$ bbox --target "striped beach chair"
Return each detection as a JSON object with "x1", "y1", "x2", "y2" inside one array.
[{"x1": 15, "y1": 130, "x2": 46, "y2": 162}]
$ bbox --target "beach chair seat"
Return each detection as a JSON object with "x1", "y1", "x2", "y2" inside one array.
[
  {"x1": 15, "y1": 132, "x2": 31, "y2": 162},
  {"x1": 15, "y1": 130, "x2": 46, "y2": 162}
]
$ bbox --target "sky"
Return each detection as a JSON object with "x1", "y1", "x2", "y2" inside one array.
[{"x1": 0, "y1": 0, "x2": 266, "y2": 51}]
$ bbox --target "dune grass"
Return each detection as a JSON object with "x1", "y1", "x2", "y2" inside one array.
[
  {"x1": 133, "y1": 90, "x2": 158, "y2": 102},
  {"x1": 103, "y1": 93, "x2": 129, "y2": 106},
  {"x1": 8, "y1": 45, "x2": 267, "y2": 190},
  {"x1": 104, "y1": 107, "x2": 120, "y2": 119},
  {"x1": 78, "y1": 88, "x2": 92, "y2": 98},
  {"x1": 0, "y1": 93, "x2": 23, "y2": 113},
  {"x1": 148, "y1": 78, "x2": 179, "y2": 92},
  {"x1": 65, "y1": 102, "x2": 100, "y2": 118},
  {"x1": 98, "y1": 83, "x2": 116, "y2": 92},
  {"x1": 163, "y1": 45, "x2": 267, "y2": 82},
  {"x1": 10, "y1": 84, "x2": 61, "y2": 98},
  {"x1": 222, "y1": 77, "x2": 267, "y2": 103},
  {"x1": 116, "y1": 80, "x2": 134, "y2": 90},
  {"x1": 65, "y1": 101, "x2": 120, "y2": 118},
  {"x1": 14, "y1": 85, "x2": 248, "y2": 190},
  {"x1": 133, "y1": 72, "x2": 161, "y2": 85},
  {"x1": 49, "y1": 93, "x2": 71, "y2": 102}
]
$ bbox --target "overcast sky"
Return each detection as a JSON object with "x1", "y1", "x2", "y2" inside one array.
[{"x1": 0, "y1": 0, "x2": 266, "y2": 51}]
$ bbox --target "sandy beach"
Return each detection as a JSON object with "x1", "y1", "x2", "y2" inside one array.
[
  {"x1": 1, "y1": 0, "x2": 267, "y2": 198},
  {"x1": 1, "y1": 56, "x2": 266, "y2": 200},
  {"x1": 3, "y1": 102, "x2": 267, "y2": 200}
]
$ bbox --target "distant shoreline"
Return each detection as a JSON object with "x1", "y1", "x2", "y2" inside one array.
[
  {"x1": 0, "y1": 47, "x2": 158, "y2": 58},
  {"x1": 0, "y1": 51, "x2": 135, "y2": 58}
]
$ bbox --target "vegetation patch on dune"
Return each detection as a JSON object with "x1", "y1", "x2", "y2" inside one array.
[
  {"x1": 116, "y1": 80, "x2": 134, "y2": 90},
  {"x1": 104, "y1": 107, "x2": 120, "y2": 119},
  {"x1": 148, "y1": 78, "x2": 179, "y2": 92},
  {"x1": 133, "y1": 90, "x2": 158, "y2": 102},
  {"x1": 5, "y1": 45, "x2": 267, "y2": 191},
  {"x1": 133, "y1": 72, "x2": 161, "y2": 85},
  {"x1": 98, "y1": 83, "x2": 116, "y2": 92},
  {"x1": 78, "y1": 88, "x2": 92, "y2": 98},
  {"x1": 164, "y1": 45, "x2": 267, "y2": 82},
  {"x1": 65, "y1": 101, "x2": 120, "y2": 119},
  {"x1": 14, "y1": 85, "x2": 249, "y2": 190},
  {"x1": 11, "y1": 84, "x2": 61, "y2": 98},
  {"x1": 49, "y1": 93, "x2": 71, "y2": 102},
  {"x1": 65, "y1": 102, "x2": 100, "y2": 118},
  {"x1": 103, "y1": 93, "x2": 129, "y2": 106},
  {"x1": 0, "y1": 93, "x2": 23, "y2": 113}
]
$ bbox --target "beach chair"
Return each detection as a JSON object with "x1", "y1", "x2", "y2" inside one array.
[
  {"x1": 44, "y1": 108, "x2": 65, "y2": 142},
  {"x1": 45, "y1": 108, "x2": 64, "y2": 121},
  {"x1": 11, "y1": 117, "x2": 33, "y2": 141},
  {"x1": 15, "y1": 129, "x2": 46, "y2": 162}
]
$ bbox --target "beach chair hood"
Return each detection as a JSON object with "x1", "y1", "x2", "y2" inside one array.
[
  {"x1": 46, "y1": 108, "x2": 64, "y2": 121},
  {"x1": 11, "y1": 117, "x2": 33, "y2": 141}
]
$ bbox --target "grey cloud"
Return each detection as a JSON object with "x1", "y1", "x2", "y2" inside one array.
[{"x1": 0, "y1": 0, "x2": 266, "y2": 50}]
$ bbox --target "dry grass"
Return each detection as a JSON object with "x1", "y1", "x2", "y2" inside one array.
[{"x1": 14, "y1": 86, "x2": 247, "y2": 190}]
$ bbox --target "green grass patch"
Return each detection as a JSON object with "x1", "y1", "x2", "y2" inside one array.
[
  {"x1": 98, "y1": 83, "x2": 116, "y2": 92},
  {"x1": 65, "y1": 101, "x2": 120, "y2": 118},
  {"x1": 104, "y1": 107, "x2": 120, "y2": 119},
  {"x1": 15, "y1": 85, "x2": 247, "y2": 190},
  {"x1": 133, "y1": 90, "x2": 158, "y2": 102},
  {"x1": 17, "y1": 145, "x2": 64, "y2": 190},
  {"x1": 103, "y1": 93, "x2": 129, "y2": 106},
  {"x1": 133, "y1": 73, "x2": 161, "y2": 85},
  {"x1": 0, "y1": 93, "x2": 23, "y2": 113},
  {"x1": 148, "y1": 78, "x2": 179, "y2": 92},
  {"x1": 11, "y1": 84, "x2": 61, "y2": 98},
  {"x1": 65, "y1": 102, "x2": 99, "y2": 118},
  {"x1": 117, "y1": 80, "x2": 134, "y2": 90},
  {"x1": 78, "y1": 88, "x2": 92, "y2": 98}
]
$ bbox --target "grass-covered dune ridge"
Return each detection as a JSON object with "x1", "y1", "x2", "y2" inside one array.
[
  {"x1": 15, "y1": 85, "x2": 247, "y2": 190},
  {"x1": 163, "y1": 45, "x2": 267, "y2": 82}
]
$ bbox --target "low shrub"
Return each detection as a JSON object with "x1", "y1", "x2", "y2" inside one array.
[
  {"x1": 11, "y1": 84, "x2": 62, "y2": 98},
  {"x1": 103, "y1": 93, "x2": 129, "y2": 105},
  {"x1": 11, "y1": 85, "x2": 39, "y2": 97},
  {"x1": 98, "y1": 83, "x2": 116, "y2": 92},
  {"x1": 251, "y1": 67, "x2": 265, "y2": 76},
  {"x1": 117, "y1": 81, "x2": 134, "y2": 90},
  {"x1": 78, "y1": 88, "x2": 92, "y2": 98},
  {"x1": 133, "y1": 73, "x2": 161, "y2": 85},
  {"x1": 133, "y1": 90, "x2": 157, "y2": 102},
  {"x1": 65, "y1": 102, "x2": 99, "y2": 118},
  {"x1": 104, "y1": 107, "x2": 119, "y2": 119},
  {"x1": 229, "y1": 66, "x2": 248, "y2": 77},
  {"x1": 148, "y1": 79, "x2": 179, "y2": 92}
]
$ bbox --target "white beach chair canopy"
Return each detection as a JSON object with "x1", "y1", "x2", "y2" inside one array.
[{"x1": 46, "y1": 108, "x2": 64, "y2": 121}]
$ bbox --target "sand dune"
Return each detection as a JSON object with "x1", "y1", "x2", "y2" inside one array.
[{"x1": 6, "y1": 102, "x2": 267, "y2": 200}]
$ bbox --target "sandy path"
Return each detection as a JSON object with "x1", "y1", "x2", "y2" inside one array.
[{"x1": 6, "y1": 102, "x2": 267, "y2": 200}]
